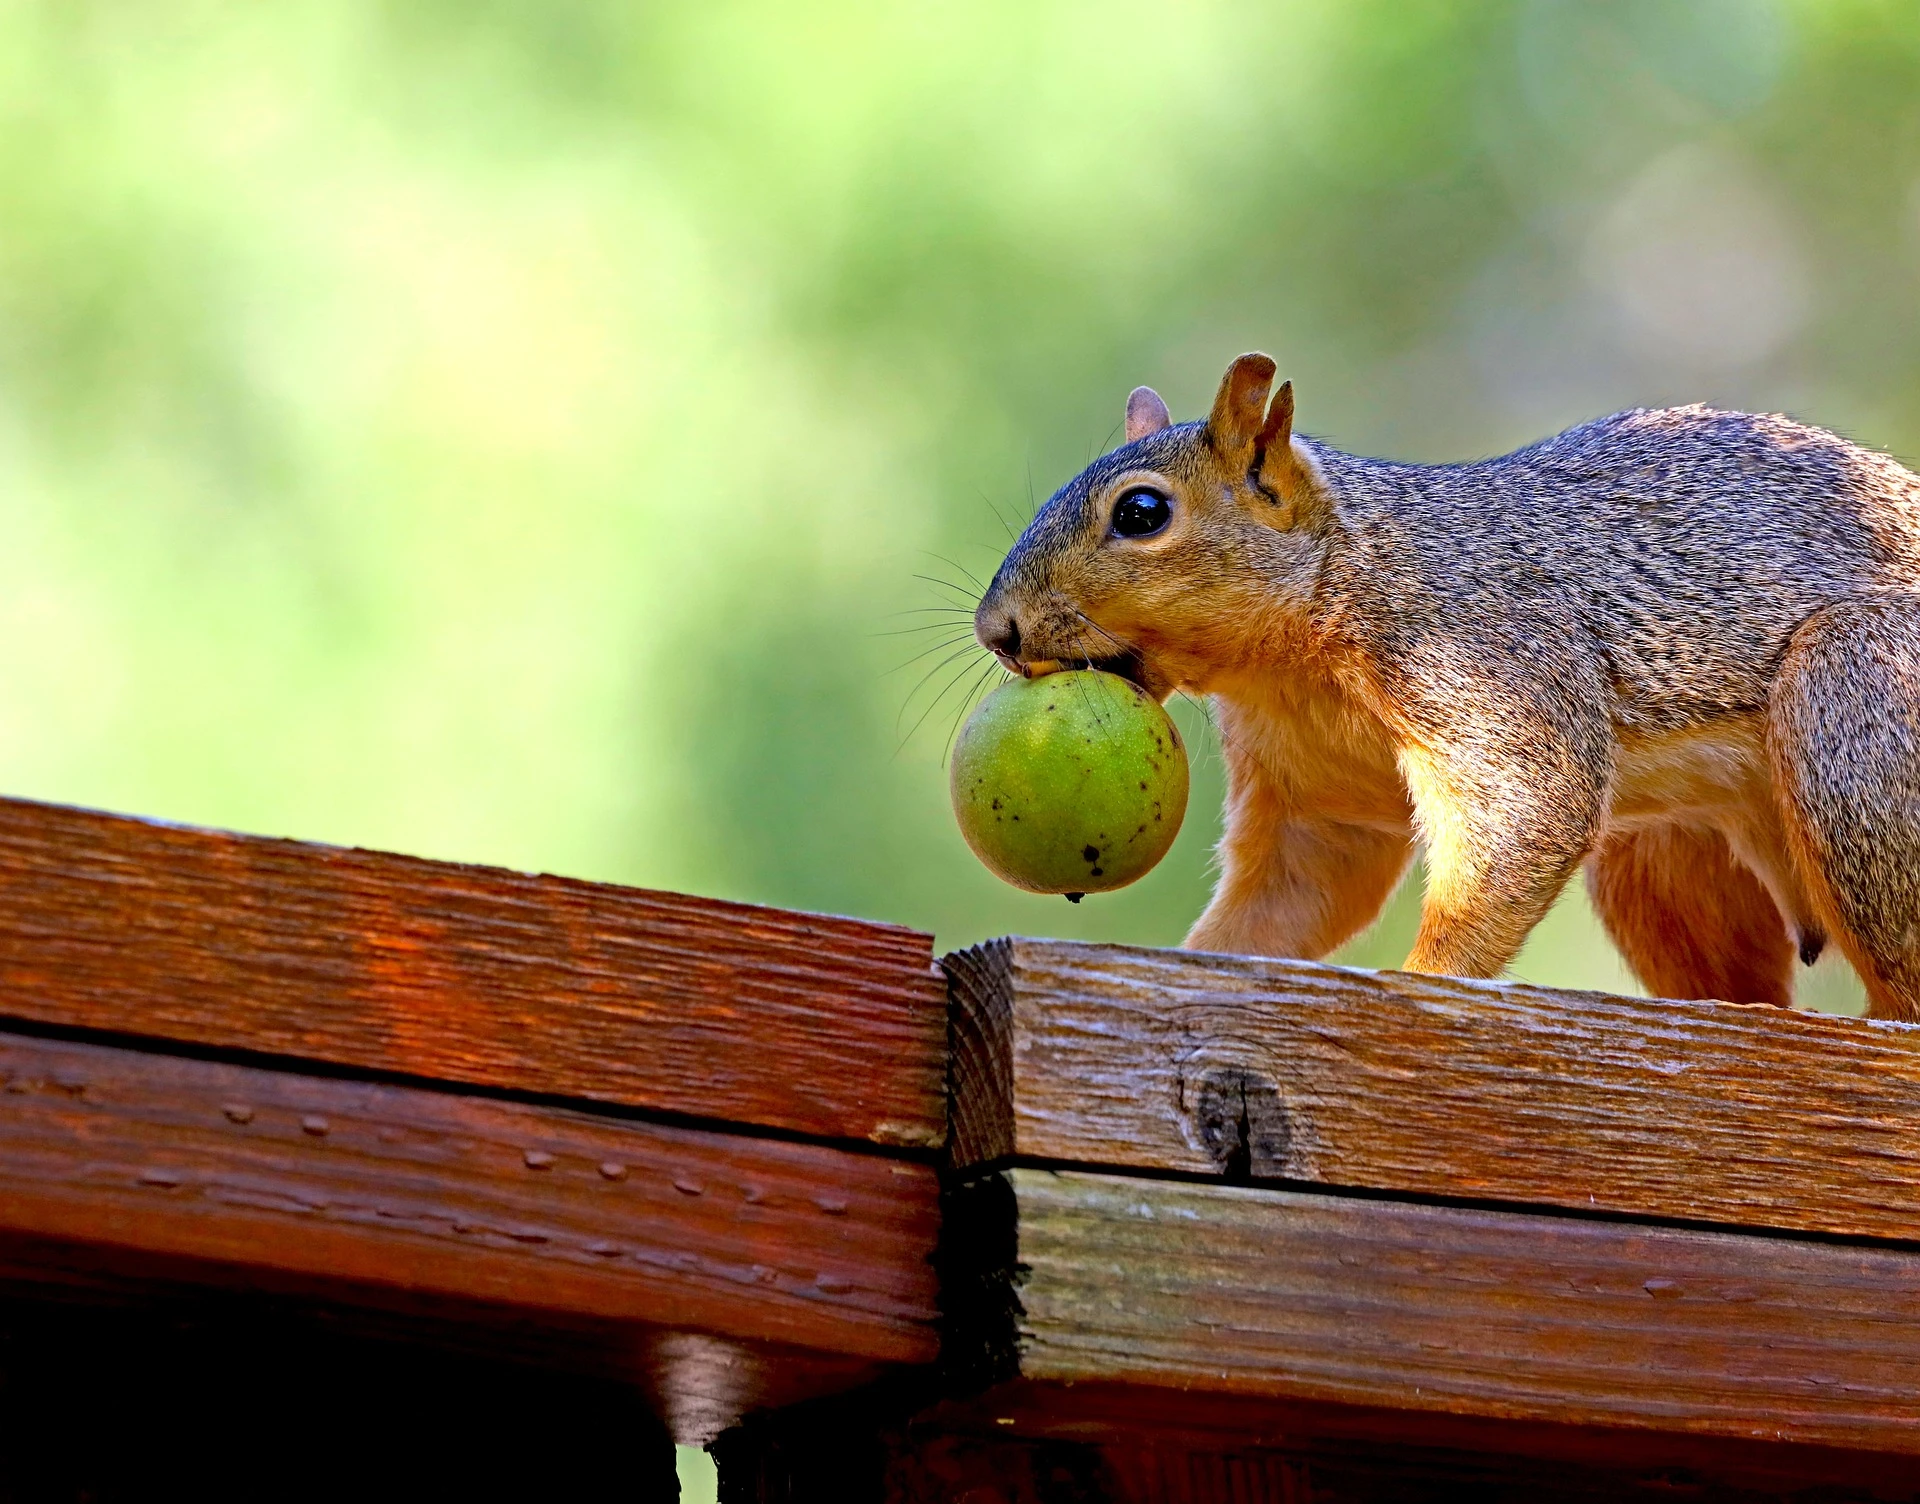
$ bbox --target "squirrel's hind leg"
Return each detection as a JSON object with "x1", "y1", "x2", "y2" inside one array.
[
  {"x1": 1585, "y1": 825, "x2": 1793, "y2": 1007},
  {"x1": 1768, "y1": 593, "x2": 1920, "y2": 1021}
]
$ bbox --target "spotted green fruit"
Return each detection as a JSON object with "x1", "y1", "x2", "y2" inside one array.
[{"x1": 951, "y1": 669, "x2": 1189, "y2": 897}]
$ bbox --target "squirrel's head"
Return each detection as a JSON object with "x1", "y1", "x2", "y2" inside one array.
[{"x1": 976, "y1": 353, "x2": 1329, "y2": 700}]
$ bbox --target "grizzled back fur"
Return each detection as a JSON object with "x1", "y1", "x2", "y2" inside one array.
[{"x1": 1315, "y1": 406, "x2": 1920, "y2": 734}]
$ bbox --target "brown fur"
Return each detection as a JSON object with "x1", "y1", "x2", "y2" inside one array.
[
  {"x1": 976, "y1": 354, "x2": 1920, "y2": 1017},
  {"x1": 1587, "y1": 825, "x2": 1794, "y2": 1008}
]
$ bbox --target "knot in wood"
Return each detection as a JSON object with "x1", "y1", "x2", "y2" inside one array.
[{"x1": 1188, "y1": 1066, "x2": 1291, "y2": 1182}]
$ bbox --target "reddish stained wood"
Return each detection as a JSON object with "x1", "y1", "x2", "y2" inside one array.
[
  {"x1": 715, "y1": 1385, "x2": 1920, "y2": 1502},
  {"x1": 881, "y1": 1430, "x2": 1906, "y2": 1503},
  {"x1": 0, "y1": 1232, "x2": 892, "y2": 1448},
  {"x1": 0, "y1": 1029, "x2": 941, "y2": 1399},
  {"x1": 947, "y1": 938, "x2": 1920, "y2": 1240},
  {"x1": 0, "y1": 797, "x2": 945, "y2": 1146},
  {"x1": 875, "y1": 1406, "x2": 1918, "y2": 1502},
  {"x1": 955, "y1": 1168, "x2": 1920, "y2": 1458},
  {"x1": 919, "y1": 1384, "x2": 1920, "y2": 1499}
]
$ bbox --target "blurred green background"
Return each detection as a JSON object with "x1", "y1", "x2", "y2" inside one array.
[{"x1": 1, "y1": 0, "x2": 1907, "y2": 1015}]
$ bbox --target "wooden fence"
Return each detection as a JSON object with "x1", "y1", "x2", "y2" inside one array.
[{"x1": 0, "y1": 796, "x2": 1915, "y2": 1500}]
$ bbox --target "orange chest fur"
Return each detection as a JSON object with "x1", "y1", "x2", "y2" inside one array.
[{"x1": 1210, "y1": 669, "x2": 1412, "y2": 832}]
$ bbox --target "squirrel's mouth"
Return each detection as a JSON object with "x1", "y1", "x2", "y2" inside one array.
[
  {"x1": 1086, "y1": 649, "x2": 1147, "y2": 688},
  {"x1": 1094, "y1": 648, "x2": 1178, "y2": 703},
  {"x1": 1013, "y1": 648, "x2": 1160, "y2": 699}
]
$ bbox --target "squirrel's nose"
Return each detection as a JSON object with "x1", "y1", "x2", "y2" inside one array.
[{"x1": 980, "y1": 614, "x2": 1021, "y2": 661}]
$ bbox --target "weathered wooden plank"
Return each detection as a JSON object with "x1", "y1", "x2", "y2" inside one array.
[
  {"x1": 712, "y1": 1379, "x2": 1920, "y2": 1501},
  {"x1": 946, "y1": 938, "x2": 1920, "y2": 1240},
  {"x1": 0, "y1": 1228, "x2": 895, "y2": 1447},
  {"x1": 915, "y1": 1384, "x2": 1920, "y2": 1499},
  {"x1": 0, "y1": 797, "x2": 945, "y2": 1146},
  {"x1": 0, "y1": 1028, "x2": 940, "y2": 1406},
  {"x1": 948, "y1": 1168, "x2": 1920, "y2": 1457}
]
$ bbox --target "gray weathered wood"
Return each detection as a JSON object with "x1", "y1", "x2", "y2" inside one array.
[
  {"x1": 952, "y1": 1167, "x2": 1920, "y2": 1457},
  {"x1": 946, "y1": 938, "x2": 1920, "y2": 1241}
]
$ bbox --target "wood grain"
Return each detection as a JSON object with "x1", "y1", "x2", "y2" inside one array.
[
  {"x1": 0, "y1": 796, "x2": 945, "y2": 1146},
  {"x1": 0, "y1": 1028, "x2": 940, "y2": 1391},
  {"x1": 953, "y1": 1168, "x2": 1920, "y2": 1457},
  {"x1": 946, "y1": 938, "x2": 1920, "y2": 1240}
]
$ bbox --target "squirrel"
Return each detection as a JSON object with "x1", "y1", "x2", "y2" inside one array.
[{"x1": 974, "y1": 352, "x2": 1920, "y2": 1020}]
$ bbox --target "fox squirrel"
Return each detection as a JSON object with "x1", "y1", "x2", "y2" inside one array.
[{"x1": 975, "y1": 352, "x2": 1920, "y2": 1020}]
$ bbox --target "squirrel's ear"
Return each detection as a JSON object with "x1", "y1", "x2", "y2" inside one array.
[
  {"x1": 1252, "y1": 379, "x2": 1322, "y2": 528},
  {"x1": 1257, "y1": 379, "x2": 1293, "y2": 455},
  {"x1": 1206, "y1": 353, "x2": 1278, "y2": 467},
  {"x1": 1125, "y1": 386, "x2": 1171, "y2": 443}
]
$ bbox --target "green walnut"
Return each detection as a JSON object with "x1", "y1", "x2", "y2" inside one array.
[{"x1": 950, "y1": 669, "x2": 1189, "y2": 898}]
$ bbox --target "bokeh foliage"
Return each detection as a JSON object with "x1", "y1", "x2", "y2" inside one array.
[{"x1": 2, "y1": 1, "x2": 1915, "y2": 1008}]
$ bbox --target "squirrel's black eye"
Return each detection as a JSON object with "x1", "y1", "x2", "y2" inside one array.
[{"x1": 1111, "y1": 488, "x2": 1172, "y2": 539}]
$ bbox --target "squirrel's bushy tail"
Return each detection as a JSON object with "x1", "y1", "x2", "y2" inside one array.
[{"x1": 1770, "y1": 593, "x2": 1920, "y2": 1020}]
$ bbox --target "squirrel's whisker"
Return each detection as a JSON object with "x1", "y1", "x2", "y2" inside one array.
[
  {"x1": 885, "y1": 616, "x2": 976, "y2": 636},
  {"x1": 943, "y1": 659, "x2": 1006, "y2": 766},
  {"x1": 976, "y1": 488, "x2": 1022, "y2": 546},
  {"x1": 912, "y1": 573, "x2": 983, "y2": 608},
  {"x1": 897, "y1": 646, "x2": 997, "y2": 754},
  {"x1": 921, "y1": 552, "x2": 990, "y2": 594},
  {"x1": 898, "y1": 642, "x2": 992, "y2": 720},
  {"x1": 1066, "y1": 609, "x2": 1135, "y2": 659},
  {"x1": 886, "y1": 633, "x2": 981, "y2": 674},
  {"x1": 872, "y1": 621, "x2": 975, "y2": 639}
]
